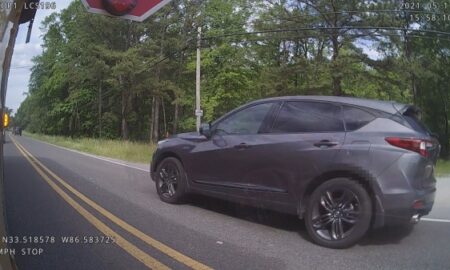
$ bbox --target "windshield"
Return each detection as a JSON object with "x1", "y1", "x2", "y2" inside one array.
[{"x1": 0, "y1": 1, "x2": 449, "y2": 270}]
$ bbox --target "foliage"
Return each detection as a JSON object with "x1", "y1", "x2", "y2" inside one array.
[
  {"x1": 436, "y1": 160, "x2": 450, "y2": 177},
  {"x1": 15, "y1": 0, "x2": 450, "y2": 158}
]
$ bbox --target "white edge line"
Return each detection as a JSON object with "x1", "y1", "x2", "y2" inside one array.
[
  {"x1": 421, "y1": 218, "x2": 450, "y2": 223},
  {"x1": 16, "y1": 134, "x2": 150, "y2": 173}
]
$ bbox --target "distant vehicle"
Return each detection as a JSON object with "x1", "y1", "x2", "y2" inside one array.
[
  {"x1": 150, "y1": 96, "x2": 439, "y2": 248},
  {"x1": 13, "y1": 126, "x2": 22, "y2": 136}
]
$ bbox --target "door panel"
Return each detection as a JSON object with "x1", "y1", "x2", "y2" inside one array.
[
  {"x1": 227, "y1": 132, "x2": 345, "y2": 201},
  {"x1": 229, "y1": 101, "x2": 346, "y2": 202},
  {"x1": 185, "y1": 102, "x2": 275, "y2": 185}
]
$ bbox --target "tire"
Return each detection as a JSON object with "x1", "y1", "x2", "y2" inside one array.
[
  {"x1": 305, "y1": 178, "x2": 372, "y2": 249},
  {"x1": 155, "y1": 157, "x2": 187, "y2": 204}
]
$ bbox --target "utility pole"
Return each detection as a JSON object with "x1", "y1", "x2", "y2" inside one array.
[
  {"x1": 195, "y1": 27, "x2": 203, "y2": 133},
  {"x1": 98, "y1": 82, "x2": 102, "y2": 138}
]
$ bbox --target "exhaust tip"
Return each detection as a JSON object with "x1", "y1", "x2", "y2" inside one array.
[{"x1": 411, "y1": 214, "x2": 421, "y2": 224}]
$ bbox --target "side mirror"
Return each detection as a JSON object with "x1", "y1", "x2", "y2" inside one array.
[{"x1": 200, "y1": 123, "x2": 212, "y2": 138}]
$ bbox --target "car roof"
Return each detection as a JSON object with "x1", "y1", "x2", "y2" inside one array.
[{"x1": 253, "y1": 96, "x2": 409, "y2": 114}]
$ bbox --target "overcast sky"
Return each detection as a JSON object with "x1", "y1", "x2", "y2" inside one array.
[
  {"x1": 6, "y1": 0, "x2": 72, "y2": 114},
  {"x1": 6, "y1": 1, "x2": 380, "y2": 114}
]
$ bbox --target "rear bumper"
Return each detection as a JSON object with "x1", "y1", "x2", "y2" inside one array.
[
  {"x1": 371, "y1": 150, "x2": 437, "y2": 227},
  {"x1": 377, "y1": 187, "x2": 436, "y2": 226}
]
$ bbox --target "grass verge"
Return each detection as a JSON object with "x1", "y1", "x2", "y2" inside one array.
[
  {"x1": 436, "y1": 159, "x2": 450, "y2": 177},
  {"x1": 24, "y1": 132, "x2": 156, "y2": 164}
]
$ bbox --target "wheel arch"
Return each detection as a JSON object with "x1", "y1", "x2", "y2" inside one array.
[
  {"x1": 298, "y1": 168, "x2": 384, "y2": 227},
  {"x1": 152, "y1": 151, "x2": 184, "y2": 175}
]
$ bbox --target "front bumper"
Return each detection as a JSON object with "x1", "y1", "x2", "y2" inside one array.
[{"x1": 150, "y1": 151, "x2": 157, "y2": 181}]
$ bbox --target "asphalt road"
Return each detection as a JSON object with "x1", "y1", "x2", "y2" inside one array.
[{"x1": 3, "y1": 134, "x2": 450, "y2": 270}]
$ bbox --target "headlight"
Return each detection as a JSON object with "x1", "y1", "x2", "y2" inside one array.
[{"x1": 157, "y1": 139, "x2": 169, "y2": 145}]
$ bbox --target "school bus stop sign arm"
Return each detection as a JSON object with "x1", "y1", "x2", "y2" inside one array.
[{"x1": 82, "y1": 0, "x2": 172, "y2": 22}]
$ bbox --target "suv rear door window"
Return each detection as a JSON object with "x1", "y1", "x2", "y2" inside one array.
[
  {"x1": 343, "y1": 106, "x2": 376, "y2": 131},
  {"x1": 271, "y1": 101, "x2": 344, "y2": 133}
]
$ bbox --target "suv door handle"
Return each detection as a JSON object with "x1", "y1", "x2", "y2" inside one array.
[
  {"x1": 314, "y1": 140, "x2": 338, "y2": 148},
  {"x1": 234, "y1": 143, "x2": 251, "y2": 150}
]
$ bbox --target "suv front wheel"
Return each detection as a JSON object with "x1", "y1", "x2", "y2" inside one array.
[
  {"x1": 305, "y1": 178, "x2": 372, "y2": 249},
  {"x1": 155, "y1": 157, "x2": 188, "y2": 204}
]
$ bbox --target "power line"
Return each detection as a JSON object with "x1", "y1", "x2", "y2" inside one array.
[
  {"x1": 254, "y1": 9, "x2": 450, "y2": 23},
  {"x1": 202, "y1": 26, "x2": 450, "y2": 41},
  {"x1": 25, "y1": 22, "x2": 450, "y2": 111},
  {"x1": 215, "y1": 31, "x2": 450, "y2": 44},
  {"x1": 10, "y1": 66, "x2": 33, "y2": 69}
]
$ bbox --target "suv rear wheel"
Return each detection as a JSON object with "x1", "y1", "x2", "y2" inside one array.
[{"x1": 305, "y1": 178, "x2": 372, "y2": 248}]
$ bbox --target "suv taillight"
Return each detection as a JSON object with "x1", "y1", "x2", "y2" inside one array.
[{"x1": 385, "y1": 137, "x2": 433, "y2": 157}]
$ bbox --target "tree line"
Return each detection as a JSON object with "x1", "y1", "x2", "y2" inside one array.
[{"x1": 14, "y1": 0, "x2": 450, "y2": 158}]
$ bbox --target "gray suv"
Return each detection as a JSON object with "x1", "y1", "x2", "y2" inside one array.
[{"x1": 150, "y1": 96, "x2": 439, "y2": 248}]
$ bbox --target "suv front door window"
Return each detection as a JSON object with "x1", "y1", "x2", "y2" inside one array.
[{"x1": 215, "y1": 102, "x2": 273, "y2": 135}]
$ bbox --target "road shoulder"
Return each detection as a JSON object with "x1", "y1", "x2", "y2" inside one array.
[{"x1": 20, "y1": 134, "x2": 150, "y2": 172}]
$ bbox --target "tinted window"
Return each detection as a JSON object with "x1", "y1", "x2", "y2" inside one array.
[
  {"x1": 343, "y1": 106, "x2": 376, "y2": 131},
  {"x1": 215, "y1": 103, "x2": 273, "y2": 135},
  {"x1": 271, "y1": 102, "x2": 344, "y2": 133},
  {"x1": 402, "y1": 107, "x2": 431, "y2": 135}
]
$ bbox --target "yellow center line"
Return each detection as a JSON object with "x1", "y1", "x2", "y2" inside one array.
[
  {"x1": 11, "y1": 136, "x2": 213, "y2": 270},
  {"x1": 10, "y1": 136, "x2": 169, "y2": 270}
]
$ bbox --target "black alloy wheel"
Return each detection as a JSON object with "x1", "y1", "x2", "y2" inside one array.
[
  {"x1": 305, "y1": 178, "x2": 372, "y2": 248},
  {"x1": 155, "y1": 157, "x2": 187, "y2": 204}
]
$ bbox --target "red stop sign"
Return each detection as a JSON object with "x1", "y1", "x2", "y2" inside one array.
[{"x1": 82, "y1": 0, "x2": 172, "y2": 22}]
